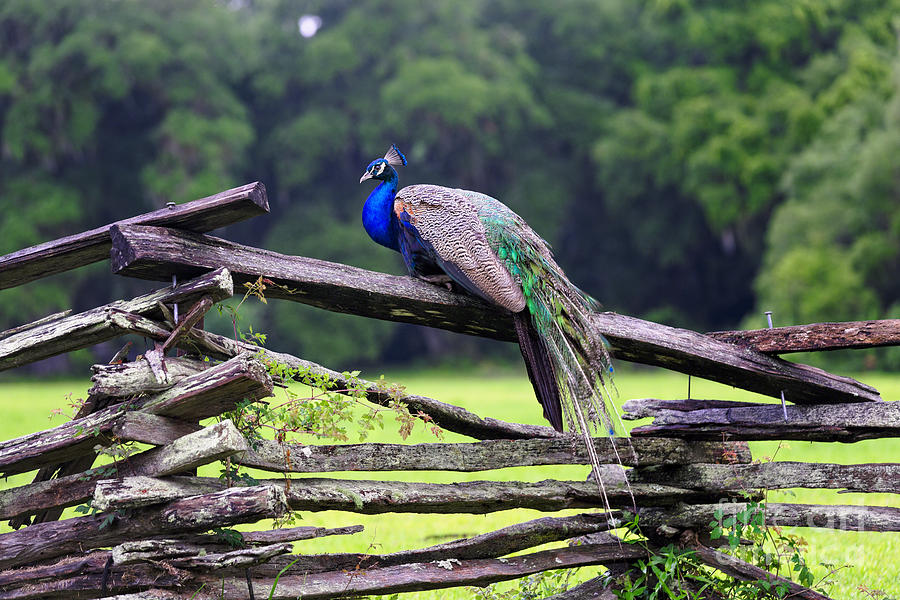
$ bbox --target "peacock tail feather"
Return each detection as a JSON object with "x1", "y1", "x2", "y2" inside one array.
[
  {"x1": 360, "y1": 147, "x2": 633, "y2": 515},
  {"x1": 463, "y1": 189, "x2": 622, "y2": 438}
]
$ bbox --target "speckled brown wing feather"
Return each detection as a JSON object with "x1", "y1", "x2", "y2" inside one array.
[{"x1": 394, "y1": 184, "x2": 526, "y2": 312}]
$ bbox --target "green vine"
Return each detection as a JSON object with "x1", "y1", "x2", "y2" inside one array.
[{"x1": 208, "y1": 277, "x2": 444, "y2": 529}]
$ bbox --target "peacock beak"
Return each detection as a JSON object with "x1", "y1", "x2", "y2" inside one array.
[{"x1": 359, "y1": 171, "x2": 373, "y2": 183}]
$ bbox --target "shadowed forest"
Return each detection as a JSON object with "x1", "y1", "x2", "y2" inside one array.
[{"x1": 2, "y1": 0, "x2": 900, "y2": 371}]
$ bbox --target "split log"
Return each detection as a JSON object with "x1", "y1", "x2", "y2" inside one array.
[
  {"x1": 0, "y1": 542, "x2": 644, "y2": 600},
  {"x1": 0, "y1": 552, "x2": 184, "y2": 600},
  {"x1": 157, "y1": 524, "x2": 366, "y2": 549},
  {"x1": 640, "y1": 502, "x2": 900, "y2": 532},
  {"x1": 0, "y1": 485, "x2": 288, "y2": 570},
  {"x1": 254, "y1": 512, "x2": 621, "y2": 575},
  {"x1": 629, "y1": 462, "x2": 900, "y2": 494},
  {"x1": 107, "y1": 311, "x2": 560, "y2": 441},
  {"x1": 89, "y1": 357, "x2": 209, "y2": 400},
  {"x1": 137, "y1": 353, "x2": 273, "y2": 420},
  {"x1": 708, "y1": 319, "x2": 900, "y2": 354},
  {"x1": 109, "y1": 224, "x2": 509, "y2": 340},
  {"x1": 113, "y1": 539, "x2": 294, "y2": 570},
  {"x1": 0, "y1": 267, "x2": 233, "y2": 371},
  {"x1": 94, "y1": 475, "x2": 747, "y2": 515},
  {"x1": 0, "y1": 310, "x2": 71, "y2": 340},
  {"x1": 623, "y1": 398, "x2": 900, "y2": 441},
  {"x1": 622, "y1": 398, "x2": 763, "y2": 418},
  {"x1": 240, "y1": 524, "x2": 364, "y2": 545},
  {"x1": 111, "y1": 412, "x2": 202, "y2": 445},
  {"x1": 0, "y1": 182, "x2": 267, "y2": 291},
  {"x1": 210, "y1": 543, "x2": 646, "y2": 600},
  {"x1": 237, "y1": 437, "x2": 751, "y2": 473},
  {"x1": 0, "y1": 402, "x2": 130, "y2": 478},
  {"x1": 108, "y1": 225, "x2": 880, "y2": 406},
  {"x1": 590, "y1": 312, "x2": 880, "y2": 405},
  {"x1": 0, "y1": 355, "x2": 269, "y2": 477},
  {"x1": 0, "y1": 420, "x2": 246, "y2": 522}
]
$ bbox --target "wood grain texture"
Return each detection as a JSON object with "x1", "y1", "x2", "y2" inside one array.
[
  {"x1": 640, "y1": 502, "x2": 900, "y2": 532},
  {"x1": 0, "y1": 182, "x2": 267, "y2": 290},
  {"x1": 708, "y1": 319, "x2": 900, "y2": 353},
  {"x1": 138, "y1": 354, "x2": 273, "y2": 421},
  {"x1": 112, "y1": 412, "x2": 203, "y2": 445},
  {"x1": 0, "y1": 420, "x2": 246, "y2": 522},
  {"x1": 0, "y1": 267, "x2": 233, "y2": 371},
  {"x1": 237, "y1": 437, "x2": 751, "y2": 473},
  {"x1": 630, "y1": 461, "x2": 900, "y2": 494},
  {"x1": 623, "y1": 398, "x2": 900, "y2": 441},
  {"x1": 0, "y1": 542, "x2": 645, "y2": 600},
  {"x1": 90, "y1": 357, "x2": 210, "y2": 398},
  {"x1": 109, "y1": 225, "x2": 880, "y2": 406},
  {"x1": 0, "y1": 485, "x2": 288, "y2": 570},
  {"x1": 94, "y1": 475, "x2": 747, "y2": 515},
  {"x1": 206, "y1": 543, "x2": 645, "y2": 600}
]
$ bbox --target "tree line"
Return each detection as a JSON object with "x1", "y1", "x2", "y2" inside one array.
[{"x1": 1, "y1": 0, "x2": 899, "y2": 370}]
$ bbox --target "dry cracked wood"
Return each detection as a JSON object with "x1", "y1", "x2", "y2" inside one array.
[
  {"x1": 0, "y1": 355, "x2": 271, "y2": 477},
  {"x1": 0, "y1": 553, "x2": 183, "y2": 600},
  {"x1": 202, "y1": 543, "x2": 645, "y2": 600},
  {"x1": 137, "y1": 353, "x2": 273, "y2": 420},
  {"x1": 0, "y1": 542, "x2": 644, "y2": 600},
  {"x1": 629, "y1": 461, "x2": 900, "y2": 494},
  {"x1": 0, "y1": 419, "x2": 246, "y2": 522},
  {"x1": 0, "y1": 182, "x2": 267, "y2": 291},
  {"x1": 708, "y1": 319, "x2": 900, "y2": 353},
  {"x1": 112, "y1": 539, "x2": 294, "y2": 569},
  {"x1": 153, "y1": 525, "x2": 367, "y2": 550},
  {"x1": 109, "y1": 225, "x2": 880, "y2": 406},
  {"x1": 89, "y1": 357, "x2": 210, "y2": 398},
  {"x1": 237, "y1": 437, "x2": 751, "y2": 473},
  {"x1": 640, "y1": 502, "x2": 900, "y2": 532},
  {"x1": 0, "y1": 267, "x2": 233, "y2": 371},
  {"x1": 254, "y1": 512, "x2": 621, "y2": 575},
  {"x1": 0, "y1": 485, "x2": 288, "y2": 570},
  {"x1": 94, "y1": 475, "x2": 746, "y2": 515},
  {"x1": 623, "y1": 398, "x2": 900, "y2": 441}
]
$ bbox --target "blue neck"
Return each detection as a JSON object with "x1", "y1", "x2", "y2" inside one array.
[{"x1": 362, "y1": 176, "x2": 400, "y2": 251}]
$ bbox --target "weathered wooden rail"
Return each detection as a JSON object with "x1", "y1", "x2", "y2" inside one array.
[
  {"x1": 0, "y1": 183, "x2": 896, "y2": 599},
  {"x1": 0, "y1": 182, "x2": 267, "y2": 290}
]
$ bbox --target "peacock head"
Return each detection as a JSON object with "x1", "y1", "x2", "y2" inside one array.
[{"x1": 359, "y1": 144, "x2": 407, "y2": 183}]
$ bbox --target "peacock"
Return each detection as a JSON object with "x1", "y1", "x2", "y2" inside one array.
[{"x1": 359, "y1": 144, "x2": 630, "y2": 508}]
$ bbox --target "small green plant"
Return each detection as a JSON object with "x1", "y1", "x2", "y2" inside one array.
[
  {"x1": 217, "y1": 278, "x2": 443, "y2": 446},
  {"x1": 210, "y1": 527, "x2": 245, "y2": 549},
  {"x1": 73, "y1": 501, "x2": 125, "y2": 530},
  {"x1": 606, "y1": 501, "x2": 848, "y2": 599}
]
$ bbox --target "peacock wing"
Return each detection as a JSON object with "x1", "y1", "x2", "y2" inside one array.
[{"x1": 394, "y1": 184, "x2": 526, "y2": 313}]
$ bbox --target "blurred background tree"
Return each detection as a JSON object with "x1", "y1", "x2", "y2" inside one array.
[{"x1": 2, "y1": 0, "x2": 899, "y2": 371}]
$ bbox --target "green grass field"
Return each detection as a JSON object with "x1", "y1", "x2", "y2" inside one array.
[{"x1": 1, "y1": 366, "x2": 898, "y2": 598}]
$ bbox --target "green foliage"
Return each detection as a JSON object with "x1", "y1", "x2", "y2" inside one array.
[{"x1": 610, "y1": 503, "x2": 841, "y2": 599}]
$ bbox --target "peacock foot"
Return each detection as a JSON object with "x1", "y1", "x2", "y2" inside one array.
[{"x1": 419, "y1": 274, "x2": 454, "y2": 290}]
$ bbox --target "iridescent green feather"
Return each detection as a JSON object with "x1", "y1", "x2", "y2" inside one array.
[{"x1": 461, "y1": 190, "x2": 621, "y2": 437}]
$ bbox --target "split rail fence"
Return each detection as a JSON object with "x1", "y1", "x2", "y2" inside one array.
[{"x1": 0, "y1": 182, "x2": 897, "y2": 599}]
